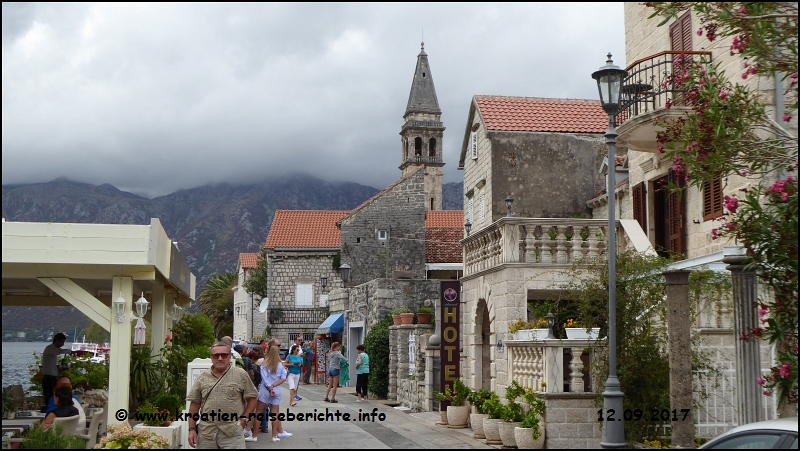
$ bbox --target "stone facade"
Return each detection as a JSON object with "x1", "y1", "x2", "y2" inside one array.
[
  {"x1": 339, "y1": 168, "x2": 427, "y2": 286},
  {"x1": 540, "y1": 394, "x2": 602, "y2": 449},
  {"x1": 390, "y1": 324, "x2": 434, "y2": 411}
]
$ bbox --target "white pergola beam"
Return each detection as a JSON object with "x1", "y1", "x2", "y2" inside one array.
[{"x1": 38, "y1": 278, "x2": 112, "y2": 332}]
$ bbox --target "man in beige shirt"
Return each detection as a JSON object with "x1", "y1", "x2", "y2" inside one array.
[{"x1": 187, "y1": 342, "x2": 258, "y2": 449}]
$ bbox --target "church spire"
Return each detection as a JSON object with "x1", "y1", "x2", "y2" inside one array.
[{"x1": 405, "y1": 41, "x2": 441, "y2": 117}]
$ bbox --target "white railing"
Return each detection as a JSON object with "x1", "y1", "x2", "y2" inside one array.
[{"x1": 506, "y1": 339, "x2": 605, "y2": 394}]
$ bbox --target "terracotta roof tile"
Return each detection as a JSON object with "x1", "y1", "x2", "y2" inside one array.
[
  {"x1": 239, "y1": 253, "x2": 259, "y2": 269},
  {"x1": 475, "y1": 96, "x2": 607, "y2": 133},
  {"x1": 425, "y1": 227, "x2": 463, "y2": 263},
  {"x1": 265, "y1": 210, "x2": 350, "y2": 249},
  {"x1": 425, "y1": 210, "x2": 464, "y2": 228},
  {"x1": 588, "y1": 179, "x2": 630, "y2": 201}
]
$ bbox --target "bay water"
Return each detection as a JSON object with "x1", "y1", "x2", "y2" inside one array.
[{"x1": 1, "y1": 341, "x2": 75, "y2": 393}]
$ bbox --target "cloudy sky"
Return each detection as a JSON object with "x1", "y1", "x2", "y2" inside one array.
[{"x1": 2, "y1": 3, "x2": 625, "y2": 198}]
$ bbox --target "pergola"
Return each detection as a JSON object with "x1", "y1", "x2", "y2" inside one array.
[{"x1": 2, "y1": 218, "x2": 195, "y2": 424}]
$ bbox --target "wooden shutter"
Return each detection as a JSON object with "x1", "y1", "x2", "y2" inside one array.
[
  {"x1": 633, "y1": 182, "x2": 648, "y2": 232},
  {"x1": 670, "y1": 12, "x2": 693, "y2": 52},
  {"x1": 295, "y1": 284, "x2": 312, "y2": 307},
  {"x1": 703, "y1": 176, "x2": 723, "y2": 221},
  {"x1": 667, "y1": 169, "x2": 685, "y2": 257}
]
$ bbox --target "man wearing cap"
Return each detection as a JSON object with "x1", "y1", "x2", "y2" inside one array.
[{"x1": 187, "y1": 341, "x2": 258, "y2": 449}]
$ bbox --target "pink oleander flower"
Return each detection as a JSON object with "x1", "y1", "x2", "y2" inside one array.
[
  {"x1": 697, "y1": 29, "x2": 703, "y2": 36},
  {"x1": 739, "y1": 6, "x2": 746, "y2": 14},
  {"x1": 665, "y1": 100, "x2": 671, "y2": 110},
  {"x1": 759, "y1": 308, "x2": 767, "y2": 317},
  {"x1": 711, "y1": 228, "x2": 719, "y2": 240},
  {"x1": 723, "y1": 195, "x2": 739, "y2": 213},
  {"x1": 783, "y1": 114, "x2": 791, "y2": 122},
  {"x1": 742, "y1": 72, "x2": 748, "y2": 80},
  {"x1": 719, "y1": 89, "x2": 727, "y2": 99},
  {"x1": 781, "y1": 192, "x2": 789, "y2": 201},
  {"x1": 741, "y1": 171, "x2": 748, "y2": 177},
  {"x1": 764, "y1": 390, "x2": 770, "y2": 395},
  {"x1": 757, "y1": 377, "x2": 765, "y2": 385},
  {"x1": 779, "y1": 366, "x2": 790, "y2": 378},
  {"x1": 165, "y1": 334, "x2": 172, "y2": 341},
  {"x1": 724, "y1": 222, "x2": 736, "y2": 231}
]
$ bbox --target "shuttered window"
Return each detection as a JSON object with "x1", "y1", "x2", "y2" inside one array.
[
  {"x1": 471, "y1": 132, "x2": 478, "y2": 160},
  {"x1": 703, "y1": 176, "x2": 723, "y2": 221},
  {"x1": 667, "y1": 169, "x2": 685, "y2": 258},
  {"x1": 632, "y1": 182, "x2": 647, "y2": 232},
  {"x1": 295, "y1": 284, "x2": 313, "y2": 307},
  {"x1": 477, "y1": 190, "x2": 485, "y2": 224},
  {"x1": 468, "y1": 197, "x2": 474, "y2": 224},
  {"x1": 669, "y1": 12, "x2": 693, "y2": 52}
]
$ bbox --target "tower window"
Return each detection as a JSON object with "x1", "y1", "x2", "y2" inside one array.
[
  {"x1": 471, "y1": 132, "x2": 478, "y2": 160},
  {"x1": 423, "y1": 72, "x2": 426, "y2": 77},
  {"x1": 428, "y1": 138, "x2": 436, "y2": 157},
  {"x1": 377, "y1": 230, "x2": 388, "y2": 241},
  {"x1": 415, "y1": 137, "x2": 422, "y2": 156},
  {"x1": 430, "y1": 198, "x2": 435, "y2": 210}
]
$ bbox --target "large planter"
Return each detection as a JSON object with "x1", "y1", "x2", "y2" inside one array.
[
  {"x1": 133, "y1": 421, "x2": 182, "y2": 448},
  {"x1": 399, "y1": 312, "x2": 415, "y2": 325},
  {"x1": 513, "y1": 329, "x2": 549, "y2": 341},
  {"x1": 514, "y1": 425, "x2": 545, "y2": 449},
  {"x1": 392, "y1": 315, "x2": 402, "y2": 326},
  {"x1": 483, "y1": 418, "x2": 503, "y2": 445},
  {"x1": 446, "y1": 405, "x2": 469, "y2": 428},
  {"x1": 565, "y1": 327, "x2": 601, "y2": 340},
  {"x1": 470, "y1": 413, "x2": 488, "y2": 438},
  {"x1": 439, "y1": 408, "x2": 448, "y2": 425},
  {"x1": 416, "y1": 313, "x2": 433, "y2": 324},
  {"x1": 499, "y1": 421, "x2": 522, "y2": 447}
]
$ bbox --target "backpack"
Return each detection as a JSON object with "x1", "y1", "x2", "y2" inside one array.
[{"x1": 240, "y1": 356, "x2": 261, "y2": 387}]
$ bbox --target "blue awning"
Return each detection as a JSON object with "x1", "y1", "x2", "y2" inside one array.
[{"x1": 317, "y1": 313, "x2": 345, "y2": 335}]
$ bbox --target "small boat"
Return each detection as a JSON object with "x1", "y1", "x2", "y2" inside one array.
[{"x1": 71, "y1": 336, "x2": 110, "y2": 363}]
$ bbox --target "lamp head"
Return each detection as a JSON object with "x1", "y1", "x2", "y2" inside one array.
[
  {"x1": 465, "y1": 221, "x2": 472, "y2": 236},
  {"x1": 339, "y1": 264, "x2": 351, "y2": 287},
  {"x1": 591, "y1": 53, "x2": 628, "y2": 115},
  {"x1": 113, "y1": 292, "x2": 126, "y2": 323}
]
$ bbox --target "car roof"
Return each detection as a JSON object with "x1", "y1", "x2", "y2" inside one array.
[{"x1": 705, "y1": 417, "x2": 799, "y2": 445}]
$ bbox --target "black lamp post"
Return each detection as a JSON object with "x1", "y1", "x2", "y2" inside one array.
[
  {"x1": 592, "y1": 53, "x2": 627, "y2": 449},
  {"x1": 339, "y1": 264, "x2": 351, "y2": 288},
  {"x1": 545, "y1": 312, "x2": 556, "y2": 339},
  {"x1": 505, "y1": 195, "x2": 514, "y2": 217}
]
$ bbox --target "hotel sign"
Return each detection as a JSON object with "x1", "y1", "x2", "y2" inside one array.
[{"x1": 440, "y1": 280, "x2": 460, "y2": 403}]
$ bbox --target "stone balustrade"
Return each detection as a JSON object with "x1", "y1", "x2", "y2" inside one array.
[{"x1": 506, "y1": 339, "x2": 605, "y2": 394}]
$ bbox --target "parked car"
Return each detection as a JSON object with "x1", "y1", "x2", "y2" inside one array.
[{"x1": 699, "y1": 417, "x2": 798, "y2": 449}]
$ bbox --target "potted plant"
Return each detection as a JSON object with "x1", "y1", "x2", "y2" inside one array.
[
  {"x1": 515, "y1": 388, "x2": 546, "y2": 449},
  {"x1": 498, "y1": 381, "x2": 526, "y2": 448},
  {"x1": 392, "y1": 307, "x2": 413, "y2": 326},
  {"x1": 563, "y1": 318, "x2": 601, "y2": 340},
  {"x1": 97, "y1": 422, "x2": 170, "y2": 449},
  {"x1": 132, "y1": 397, "x2": 182, "y2": 447},
  {"x1": 467, "y1": 389, "x2": 493, "y2": 439},
  {"x1": 391, "y1": 307, "x2": 403, "y2": 326},
  {"x1": 20, "y1": 423, "x2": 85, "y2": 449},
  {"x1": 435, "y1": 385, "x2": 453, "y2": 425},
  {"x1": 481, "y1": 393, "x2": 505, "y2": 445},
  {"x1": 416, "y1": 306, "x2": 433, "y2": 325},
  {"x1": 508, "y1": 319, "x2": 549, "y2": 340},
  {"x1": 444, "y1": 378, "x2": 471, "y2": 428}
]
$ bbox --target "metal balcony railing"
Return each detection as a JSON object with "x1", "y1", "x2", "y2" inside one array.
[
  {"x1": 615, "y1": 51, "x2": 712, "y2": 126},
  {"x1": 268, "y1": 308, "x2": 327, "y2": 325}
]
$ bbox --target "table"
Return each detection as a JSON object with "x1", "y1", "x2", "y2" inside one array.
[{"x1": 1, "y1": 418, "x2": 40, "y2": 436}]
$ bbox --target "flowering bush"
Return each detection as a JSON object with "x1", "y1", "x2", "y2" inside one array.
[
  {"x1": 95, "y1": 422, "x2": 169, "y2": 449},
  {"x1": 563, "y1": 318, "x2": 579, "y2": 328}
]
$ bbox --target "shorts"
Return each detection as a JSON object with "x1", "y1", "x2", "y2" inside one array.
[
  {"x1": 257, "y1": 384, "x2": 282, "y2": 406},
  {"x1": 287, "y1": 373, "x2": 300, "y2": 390},
  {"x1": 327, "y1": 368, "x2": 340, "y2": 377}
]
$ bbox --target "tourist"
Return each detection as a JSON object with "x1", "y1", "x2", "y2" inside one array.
[
  {"x1": 251, "y1": 345, "x2": 292, "y2": 443},
  {"x1": 285, "y1": 345, "x2": 303, "y2": 406},
  {"x1": 291, "y1": 336, "x2": 304, "y2": 401},
  {"x1": 259, "y1": 339, "x2": 267, "y2": 353},
  {"x1": 243, "y1": 349, "x2": 265, "y2": 438},
  {"x1": 44, "y1": 376, "x2": 87, "y2": 434},
  {"x1": 301, "y1": 341, "x2": 315, "y2": 385},
  {"x1": 41, "y1": 333, "x2": 70, "y2": 411},
  {"x1": 324, "y1": 342, "x2": 345, "y2": 403},
  {"x1": 41, "y1": 385, "x2": 79, "y2": 432},
  {"x1": 355, "y1": 344, "x2": 370, "y2": 402},
  {"x1": 221, "y1": 336, "x2": 241, "y2": 359},
  {"x1": 187, "y1": 341, "x2": 258, "y2": 449}
]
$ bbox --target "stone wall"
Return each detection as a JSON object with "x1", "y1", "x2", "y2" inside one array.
[
  {"x1": 339, "y1": 168, "x2": 427, "y2": 285},
  {"x1": 328, "y1": 279, "x2": 440, "y2": 331},
  {"x1": 540, "y1": 393, "x2": 602, "y2": 449},
  {"x1": 390, "y1": 324, "x2": 434, "y2": 411}
]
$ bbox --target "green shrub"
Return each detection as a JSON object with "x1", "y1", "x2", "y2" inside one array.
[
  {"x1": 365, "y1": 315, "x2": 392, "y2": 398},
  {"x1": 391, "y1": 307, "x2": 412, "y2": 314},
  {"x1": 467, "y1": 389, "x2": 494, "y2": 414},
  {"x1": 171, "y1": 312, "x2": 215, "y2": 349},
  {"x1": 417, "y1": 306, "x2": 432, "y2": 314},
  {"x1": 21, "y1": 423, "x2": 85, "y2": 449}
]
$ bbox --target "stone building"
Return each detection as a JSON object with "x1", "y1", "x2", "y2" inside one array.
[{"x1": 232, "y1": 252, "x2": 260, "y2": 342}]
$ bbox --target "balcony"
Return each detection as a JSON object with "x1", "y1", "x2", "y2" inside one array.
[
  {"x1": 461, "y1": 217, "x2": 653, "y2": 278},
  {"x1": 268, "y1": 308, "x2": 327, "y2": 325},
  {"x1": 615, "y1": 51, "x2": 712, "y2": 152}
]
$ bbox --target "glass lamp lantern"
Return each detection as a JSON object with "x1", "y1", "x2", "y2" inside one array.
[
  {"x1": 134, "y1": 292, "x2": 150, "y2": 319},
  {"x1": 591, "y1": 53, "x2": 628, "y2": 115},
  {"x1": 113, "y1": 292, "x2": 126, "y2": 323},
  {"x1": 339, "y1": 264, "x2": 351, "y2": 287}
]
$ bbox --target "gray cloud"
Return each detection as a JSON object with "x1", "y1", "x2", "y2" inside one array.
[{"x1": 2, "y1": 3, "x2": 625, "y2": 198}]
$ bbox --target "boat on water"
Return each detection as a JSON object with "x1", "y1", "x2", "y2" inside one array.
[{"x1": 70, "y1": 337, "x2": 110, "y2": 364}]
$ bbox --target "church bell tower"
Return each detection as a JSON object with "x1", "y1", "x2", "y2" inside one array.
[{"x1": 400, "y1": 42, "x2": 445, "y2": 211}]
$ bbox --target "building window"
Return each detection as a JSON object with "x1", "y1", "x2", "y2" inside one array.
[
  {"x1": 471, "y1": 132, "x2": 478, "y2": 160},
  {"x1": 669, "y1": 11, "x2": 693, "y2": 52},
  {"x1": 703, "y1": 176, "x2": 723, "y2": 221},
  {"x1": 468, "y1": 197, "x2": 474, "y2": 224},
  {"x1": 633, "y1": 182, "x2": 647, "y2": 232},
  {"x1": 415, "y1": 137, "x2": 422, "y2": 156},
  {"x1": 295, "y1": 283, "x2": 313, "y2": 307},
  {"x1": 429, "y1": 138, "x2": 436, "y2": 157},
  {"x1": 477, "y1": 190, "x2": 485, "y2": 224},
  {"x1": 377, "y1": 230, "x2": 388, "y2": 241}
]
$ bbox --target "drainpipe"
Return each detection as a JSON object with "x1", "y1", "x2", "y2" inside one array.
[{"x1": 342, "y1": 309, "x2": 351, "y2": 387}]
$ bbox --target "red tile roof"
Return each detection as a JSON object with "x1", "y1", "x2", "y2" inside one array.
[
  {"x1": 588, "y1": 179, "x2": 630, "y2": 201},
  {"x1": 475, "y1": 96, "x2": 607, "y2": 133},
  {"x1": 265, "y1": 210, "x2": 350, "y2": 249},
  {"x1": 239, "y1": 253, "x2": 259, "y2": 269},
  {"x1": 425, "y1": 210, "x2": 464, "y2": 263},
  {"x1": 425, "y1": 210, "x2": 464, "y2": 228}
]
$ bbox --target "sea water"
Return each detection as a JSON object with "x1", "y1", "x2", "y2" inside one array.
[{"x1": 1, "y1": 341, "x2": 73, "y2": 393}]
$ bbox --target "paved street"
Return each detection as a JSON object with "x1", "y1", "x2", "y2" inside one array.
[{"x1": 244, "y1": 383, "x2": 493, "y2": 449}]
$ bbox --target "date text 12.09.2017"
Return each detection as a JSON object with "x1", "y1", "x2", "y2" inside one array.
[{"x1": 598, "y1": 409, "x2": 690, "y2": 422}]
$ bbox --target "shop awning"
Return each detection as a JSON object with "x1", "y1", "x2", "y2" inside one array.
[{"x1": 317, "y1": 313, "x2": 345, "y2": 335}]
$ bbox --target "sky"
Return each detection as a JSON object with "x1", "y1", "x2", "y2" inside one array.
[{"x1": 2, "y1": 3, "x2": 625, "y2": 198}]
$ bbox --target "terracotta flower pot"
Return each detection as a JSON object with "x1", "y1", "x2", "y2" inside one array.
[
  {"x1": 392, "y1": 314, "x2": 402, "y2": 326},
  {"x1": 470, "y1": 413, "x2": 488, "y2": 438},
  {"x1": 499, "y1": 421, "x2": 521, "y2": 447},
  {"x1": 446, "y1": 405, "x2": 469, "y2": 428},
  {"x1": 416, "y1": 313, "x2": 433, "y2": 324},
  {"x1": 514, "y1": 425, "x2": 545, "y2": 449},
  {"x1": 399, "y1": 312, "x2": 415, "y2": 325},
  {"x1": 483, "y1": 418, "x2": 503, "y2": 445}
]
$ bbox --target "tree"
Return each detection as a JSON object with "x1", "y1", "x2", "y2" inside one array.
[
  {"x1": 648, "y1": 2, "x2": 798, "y2": 405},
  {"x1": 85, "y1": 320, "x2": 109, "y2": 344},
  {"x1": 364, "y1": 315, "x2": 393, "y2": 399},
  {"x1": 197, "y1": 272, "x2": 236, "y2": 339},
  {"x1": 242, "y1": 248, "x2": 269, "y2": 299}
]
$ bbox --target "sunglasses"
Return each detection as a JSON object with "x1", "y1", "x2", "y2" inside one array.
[{"x1": 211, "y1": 353, "x2": 230, "y2": 359}]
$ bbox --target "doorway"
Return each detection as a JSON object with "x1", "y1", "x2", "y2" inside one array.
[
  {"x1": 652, "y1": 170, "x2": 685, "y2": 258},
  {"x1": 347, "y1": 321, "x2": 364, "y2": 388},
  {"x1": 475, "y1": 300, "x2": 492, "y2": 390}
]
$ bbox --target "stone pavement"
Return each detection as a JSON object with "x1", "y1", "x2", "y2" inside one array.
[{"x1": 244, "y1": 382, "x2": 494, "y2": 449}]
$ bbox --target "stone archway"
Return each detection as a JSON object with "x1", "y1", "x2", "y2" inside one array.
[{"x1": 474, "y1": 299, "x2": 492, "y2": 390}]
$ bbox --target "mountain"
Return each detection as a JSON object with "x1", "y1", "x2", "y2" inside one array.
[{"x1": 2, "y1": 177, "x2": 462, "y2": 339}]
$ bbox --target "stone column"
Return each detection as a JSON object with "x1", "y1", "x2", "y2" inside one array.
[
  {"x1": 389, "y1": 326, "x2": 399, "y2": 401},
  {"x1": 723, "y1": 254, "x2": 763, "y2": 425},
  {"x1": 663, "y1": 270, "x2": 693, "y2": 448}
]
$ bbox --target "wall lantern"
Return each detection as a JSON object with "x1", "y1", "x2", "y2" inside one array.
[
  {"x1": 113, "y1": 291, "x2": 126, "y2": 323},
  {"x1": 465, "y1": 221, "x2": 472, "y2": 237},
  {"x1": 171, "y1": 302, "x2": 183, "y2": 321},
  {"x1": 321, "y1": 274, "x2": 328, "y2": 291},
  {"x1": 545, "y1": 312, "x2": 556, "y2": 339},
  {"x1": 339, "y1": 264, "x2": 351, "y2": 288},
  {"x1": 132, "y1": 292, "x2": 150, "y2": 320},
  {"x1": 505, "y1": 195, "x2": 514, "y2": 217},
  {"x1": 496, "y1": 332, "x2": 504, "y2": 351}
]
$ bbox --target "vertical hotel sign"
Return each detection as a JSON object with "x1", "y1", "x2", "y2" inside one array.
[{"x1": 440, "y1": 280, "x2": 460, "y2": 402}]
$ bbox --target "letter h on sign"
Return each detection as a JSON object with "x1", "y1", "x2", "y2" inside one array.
[{"x1": 440, "y1": 280, "x2": 460, "y2": 405}]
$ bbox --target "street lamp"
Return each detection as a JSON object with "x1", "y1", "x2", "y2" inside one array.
[
  {"x1": 592, "y1": 53, "x2": 627, "y2": 449},
  {"x1": 505, "y1": 195, "x2": 514, "y2": 217},
  {"x1": 545, "y1": 312, "x2": 556, "y2": 339},
  {"x1": 339, "y1": 264, "x2": 351, "y2": 288}
]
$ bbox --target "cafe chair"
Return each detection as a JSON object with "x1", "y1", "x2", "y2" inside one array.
[
  {"x1": 77, "y1": 408, "x2": 104, "y2": 448},
  {"x1": 52, "y1": 415, "x2": 81, "y2": 435}
]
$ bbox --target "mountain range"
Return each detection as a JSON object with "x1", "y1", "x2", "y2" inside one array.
[{"x1": 1, "y1": 175, "x2": 463, "y2": 339}]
